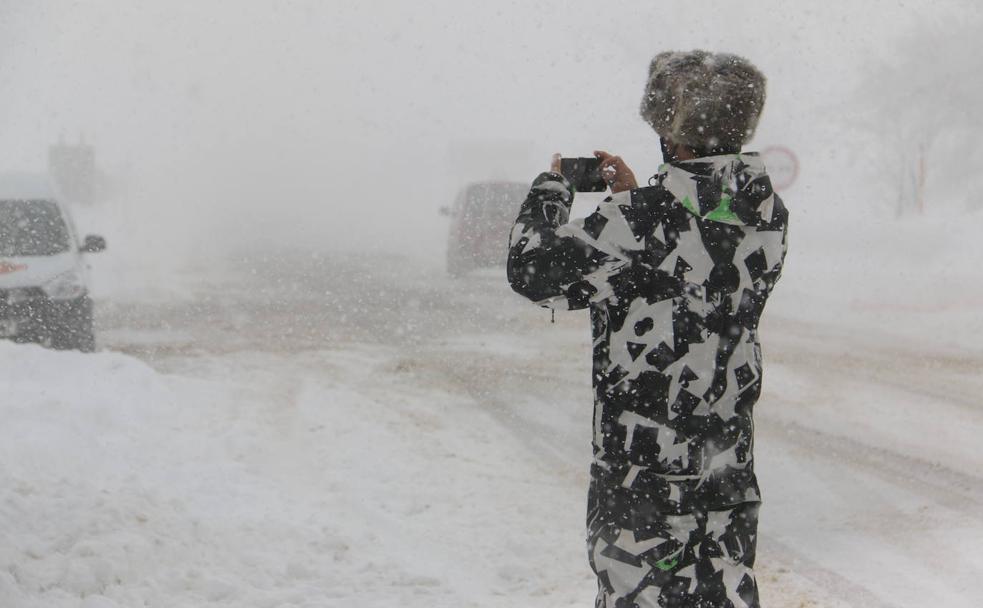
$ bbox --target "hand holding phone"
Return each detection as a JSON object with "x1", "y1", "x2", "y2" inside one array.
[
  {"x1": 558, "y1": 157, "x2": 607, "y2": 192},
  {"x1": 593, "y1": 150, "x2": 638, "y2": 194},
  {"x1": 550, "y1": 152, "x2": 638, "y2": 193}
]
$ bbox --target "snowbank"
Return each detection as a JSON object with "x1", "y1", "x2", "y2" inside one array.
[
  {"x1": 0, "y1": 342, "x2": 595, "y2": 607},
  {"x1": 0, "y1": 343, "x2": 182, "y2": 607}
]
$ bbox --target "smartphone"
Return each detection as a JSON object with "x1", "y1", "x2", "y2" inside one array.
[{"x1": 559, "y1": 157, "x2": 607, "y2": 192}]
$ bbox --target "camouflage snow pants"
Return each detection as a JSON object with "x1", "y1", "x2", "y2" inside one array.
[{"x1": 587, "y1": 477, "x2": 760, "y2": 608}]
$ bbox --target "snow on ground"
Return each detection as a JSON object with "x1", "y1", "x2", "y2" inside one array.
[
  {"x1": 0, "y1": 338, "x2": 600, "y2": 607},
  {"x1": 3, "y1": 200, "x2": 983, "y2": 607}
]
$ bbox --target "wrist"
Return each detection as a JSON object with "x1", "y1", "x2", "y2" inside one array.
[
  {"x1": 534, "y1": 171, "x2": 572, "y2": 189},
  {"x1": 531, "y1": 172, "x2": 573, "y2": 204}
]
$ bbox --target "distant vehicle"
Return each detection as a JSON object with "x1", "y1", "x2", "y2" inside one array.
[
  {"x1": 0, "y1": 174, "x2": 106, "y2": 352},
  {"x1": 441, "y1": 181, "x2": 528, "y2": 277}
]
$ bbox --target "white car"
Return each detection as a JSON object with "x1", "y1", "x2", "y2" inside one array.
[{"x1": 0, "y1": 173, "x2": 105, "y2": 351}]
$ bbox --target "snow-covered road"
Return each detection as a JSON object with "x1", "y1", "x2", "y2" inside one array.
[{"x1": 2, "y1": 252, "x2": 981, "y2": 607}]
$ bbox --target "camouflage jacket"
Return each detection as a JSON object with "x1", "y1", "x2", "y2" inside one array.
[{"x1": 507, "y1": 153, "x2": 788, "y2": 513}]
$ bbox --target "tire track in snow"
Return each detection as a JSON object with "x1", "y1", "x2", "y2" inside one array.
[{"x1": 758, "y1": 417, "x2": 983, "y2": 511}]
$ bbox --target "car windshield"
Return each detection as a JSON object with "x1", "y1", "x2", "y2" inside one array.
[{"x1": 0, "y1": 199, "x2": 71, "y2": 256}]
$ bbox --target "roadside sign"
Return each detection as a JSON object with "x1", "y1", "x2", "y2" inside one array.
[{"x1": 761, "y1": 145, "x2": 798, "y2": 192}]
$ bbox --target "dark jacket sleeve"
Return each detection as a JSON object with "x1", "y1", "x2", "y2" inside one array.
[{"x1": 506, "y1": 172, "x2": 639, "y2": 310}]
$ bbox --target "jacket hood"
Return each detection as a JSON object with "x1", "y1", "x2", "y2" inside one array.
[{"x1": 659, "y1": 152, "x2": 777, "y2": 226}]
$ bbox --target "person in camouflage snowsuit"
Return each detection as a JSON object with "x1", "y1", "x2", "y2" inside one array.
[{"x1": 507, "y1": 51, "x2": 788, "y2": 608}]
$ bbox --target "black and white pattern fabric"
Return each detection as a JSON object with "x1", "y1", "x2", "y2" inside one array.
[{"x1": 507, "y1": 153, "x2": 788, "y2": 608}]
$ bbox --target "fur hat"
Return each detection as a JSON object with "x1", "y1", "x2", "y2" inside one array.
[{"x1": 640, "y1": 50, "x2": 766, "y2": 152}]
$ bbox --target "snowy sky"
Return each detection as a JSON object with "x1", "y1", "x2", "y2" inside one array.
[{"x1": 0, "y1": 0, "x2": 978, "y2": 260}]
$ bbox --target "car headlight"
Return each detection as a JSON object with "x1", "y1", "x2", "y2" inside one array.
[{"x1": 42, "y1": 270, "x2": 87, "y2": 300}]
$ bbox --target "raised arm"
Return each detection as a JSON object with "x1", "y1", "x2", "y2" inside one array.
[{"x1": 506, "y1": 171, "x2": 640, "y2": 310}]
